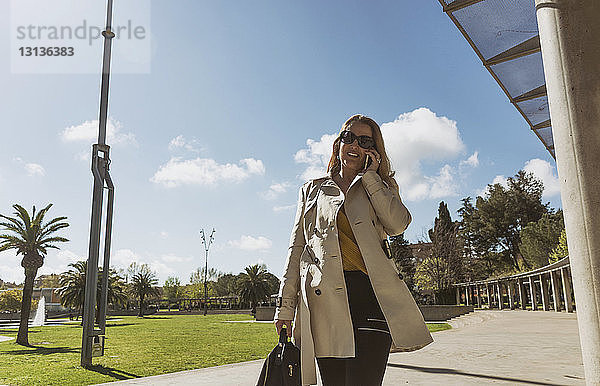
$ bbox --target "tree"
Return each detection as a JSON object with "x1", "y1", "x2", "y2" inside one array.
[
  {"x1": 520, "y1": 211, "x2": 564, "y2": 268},
  {"x1": 237, "y1": 264, "x2": 271, "y2": 312},
  {"x1": 458, "y1": 171, "x2": 551, "y2": 277},
  {"x1": 0, "y1": 204, "x2": 69, "y2": 346},
  {"x1": 213, "y1": 273, "x2": 239, "y2": 297},
  {"x1": 388, "y1": 233, "x2": 417, "y2": 296},
  {"x1": 56, "y1": 261, "x2": 128, "y2": 319},
  {"x1": 130, "y1": 264, "x2": 160, "y2": 317},
  {"x1": 415, "y1": 202, "x2": 462, "y2": 303},
  {"x1": 0, "y1": 289, "x2": 24, "y2": 313},
  {"x1": 188, "y1": 267, "x2": 219, "y2": 299},
  {"x1": 549, "y1": 228, "x2": 569, "y2": 263},
  {"x1": 35, "y1": 273, "x2": 61, "y2": 288},
  {"x1": 163, "y1": 276, "x2": 183, "y2": 303}
]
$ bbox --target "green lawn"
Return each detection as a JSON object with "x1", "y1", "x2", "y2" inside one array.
[{"x1": 0, "y1": 315, "x2": 450, "y2": 385}]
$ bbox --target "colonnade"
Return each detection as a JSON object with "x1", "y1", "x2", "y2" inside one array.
[{"x1": 454, "y1": 257, "x2": 573, "y2": 313}]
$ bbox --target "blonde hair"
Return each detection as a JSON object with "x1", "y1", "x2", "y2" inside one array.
[{"x1": 327, "y1": 114, "x2": 399, "y2": 193}]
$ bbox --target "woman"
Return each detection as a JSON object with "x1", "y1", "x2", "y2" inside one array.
[{"x1": 274, "y1": 114, "x2": 432, "y2": 386}]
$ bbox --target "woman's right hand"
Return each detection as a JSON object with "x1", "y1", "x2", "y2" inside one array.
[{"x1": 275, "y1": 319, "x2": 293, "y2": 337}]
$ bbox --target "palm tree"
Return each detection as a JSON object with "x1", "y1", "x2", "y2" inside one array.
[
  {"x1": 131, "y1": 265, "x2": 160, "y2": 317},
  {"x1": 56, "y1": 261, "x2": 128, "y2": 319},
  {"x1": 0, "y1": 204, "x2": 69, "y2": 346},
  {"x1": 237, "y1": 264, "x2": 271, "y2": 313}
]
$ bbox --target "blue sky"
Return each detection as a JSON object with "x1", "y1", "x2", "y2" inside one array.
[{"x1": 0, "y1": 0, "x2": 561, "y2": 285}]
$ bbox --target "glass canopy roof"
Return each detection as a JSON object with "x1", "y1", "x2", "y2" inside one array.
[{"x1": 438, "y1": 0, "x2": 555, "y2": 158}]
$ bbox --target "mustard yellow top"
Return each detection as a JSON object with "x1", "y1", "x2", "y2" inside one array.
[{"x1": 337, "y1": 206, "x2": 368, "y2": 275}]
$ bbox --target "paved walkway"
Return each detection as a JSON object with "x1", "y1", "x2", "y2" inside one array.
[{"x1": 107, "y1": 310, "x2": 585, "y2": 385}]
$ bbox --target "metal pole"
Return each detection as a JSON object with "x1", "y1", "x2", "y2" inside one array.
[
  {"x1": 81, "y1": 0, "x2": 116, "y2": 367},
  {"x1": 200, "y1": 229, "x2": 215, "y2": 316}
]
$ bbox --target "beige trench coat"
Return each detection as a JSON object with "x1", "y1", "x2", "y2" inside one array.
[{"x1": 275, "y1": 170, "x2": 433, "y2": 385}]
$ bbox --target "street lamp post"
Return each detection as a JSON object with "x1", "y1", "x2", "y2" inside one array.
[
  {"x1": 81, "y1": 0, "x2": 116, "y2": 368},
  {"x1": 200, "y1": 228, "x2": 215, "y2": 316}
]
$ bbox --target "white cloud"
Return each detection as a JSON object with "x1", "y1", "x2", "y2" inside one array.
[
  {"x1": 112, "y1": 248, "x2": 142, "y2": 268},
  {"x1": 24, "y1": 163, "x2": 45, "y2": 177},
  {"x1": 228, "y1": 235, "x2": 273, "y2": 251},
  {"x1": 0, "y1": 250, "x2": 24, "y2": 284},
  {"x1": 460, "y1": 151, "x2": 479, "y2": 168},
  {"x1": 12, "y1": 158, "x2": 46, "y2": 177},
  {"x1": 381, "y1": 108, "x2": 465, "y2": 200},
  {"x1": 427, "y1": 165, "x2": 458, "y2": 199},
  {"x1": 61, "y1": 118, "x2": 136, "y2": 146},
  {"x1": 159, "y1": 253, "x2": 192, "y2": 263},
  {"x1": 293, "y1": 108, "x2": 466, "y2": 201},
  {"x1": 294, "y1": 133, "x2": 337, "y2": 180},
  {"x1": 477, "y1": 175, "x2": 508, "y2": 197},
  {"x1": 110, "y1": 249, "x2": 176, "y2": 283},
  {"x1": 477, "y1": 159, "x2": 560, "y2": 200},
  {"x1": 523, "y1": 158, "x2": 561, "y2": 198},
  {"x1": 150, "y1": 157, "x2": 265, "y2": 188},
  {"x1": 159, "y1": 231, "x2": 169, "y2": 239},
  {"x1": 262, "y1": 182, "x2": 292, "y2": 200},
  {"x1": 492, "y1": 175, "x2": 509, "y2": 188},
  {"x1": 168, "y1": 135, "x2": 202, "y2": 153},
  {"x1": 273, "y1": 204, "x2": 296, "y2": 212}
]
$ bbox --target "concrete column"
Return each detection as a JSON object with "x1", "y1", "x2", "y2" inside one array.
[
  {"x1": 550, "y1": 271, "x2": 563, "y2": 312},
  {"x1": 561, "y1": 267, "x2": 574, "y2": 313},
  {"x1": 486, "y1": 284, "x2": 491, "y2": 308},
  {"x1": 456, "y1": 287, "x2": 461, "y2": 305},
  {"x1": 470, "y1": 286, "x2": 475, "y2": 306},
  {"x1": 536, "y1": 0, "x2": 600, "y2": 379},
  {"x1": 476, "y1": 285, "x2": 482, "y2": 308},
  {"x1": 518, "y1": 279, "x2": 527, "y2": 310},
  {"x1": 507, "y1": 281, "x2": 515, "y2": 310},
  {"x1": 529, "y1": 276, "x2": 538, "y2": 311},
  {"x1": 496, "y1": 282, "x2": 503, "y2": 310},
  {"x1": 464, "y1": 287, "x2": 469, "y2": 306},
  {"x1": 540, "y1": 274, "x2": 551, "y2": 311}
]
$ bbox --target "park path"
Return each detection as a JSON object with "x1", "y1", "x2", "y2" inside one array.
[{"x1": 106, "y1": 310, "x2": 585, "y2": 385}]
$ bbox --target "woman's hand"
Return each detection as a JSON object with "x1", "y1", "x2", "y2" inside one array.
[
  {"x1": 275, "y1": 319, "x2": 293, "y2": 337},
  {"x1": 365, "y1": 148, "x2": 381, "y2": 172}
]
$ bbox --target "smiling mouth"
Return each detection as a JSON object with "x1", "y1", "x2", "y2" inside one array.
[{"x1": 347, "y1": 152, "x2": 360, "y2": 158}]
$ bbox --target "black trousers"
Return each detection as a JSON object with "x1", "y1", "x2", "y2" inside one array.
[{"x1": 316, "y1": 271, "x2": 392, "y2": 386}]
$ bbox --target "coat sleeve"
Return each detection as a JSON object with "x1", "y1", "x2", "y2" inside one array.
[
  {"x1": 274, "y1": 184, "x2": 307, "y2": 321},
  {"x1": 361, "y1": 170, "x2": 412, "y2": 236}
]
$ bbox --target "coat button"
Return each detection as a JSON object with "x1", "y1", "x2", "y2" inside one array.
[
  {"x1": 398, "y1": 273, "x2": 404, "y2": 280},
  {"x1": 315, "y1": 289, "x2": 321, "y2": 296},
  {"x1": 314, "y1": 258, "x2": 320, "y2": 265}
]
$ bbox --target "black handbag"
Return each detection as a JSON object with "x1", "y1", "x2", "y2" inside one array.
[{"x1": 256, "y1": 327, "x2": 301, "y2": 386}]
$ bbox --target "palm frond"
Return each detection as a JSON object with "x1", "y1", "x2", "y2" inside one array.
[
  {"x1": 39, "y1": 236, "x2": 69, "y2": 245},
  {"x1": 12, "y1": 204, "x2": 31, "y2": 230},
  {"x1": 0, "y1": 216, "x2": 26, "y2": 235},
  {"x1": 39, "y1": 223, "x2": 69, "y2": 239},
  {"x1": 33, "y1": 204, "x2": 53, "y2": 225}
]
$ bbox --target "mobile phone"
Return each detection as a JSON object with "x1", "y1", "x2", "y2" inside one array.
[{"x1": 364, "y1": 155, "x2": 372, "y2": 170}]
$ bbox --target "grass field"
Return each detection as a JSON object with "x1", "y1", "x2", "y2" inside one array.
[{"x1": 0, "y1": 315, "x2": 450, "y2": 385}]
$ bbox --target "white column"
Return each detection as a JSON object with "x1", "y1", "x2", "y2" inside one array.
[
  {"x1": 496, "y1": 282, "x2": 503, "y2": 310},
  {"x1": 529, "y1": 276, "x2": 538, "y2": 311},
  {"x1": 550, "y1": 271, "x2": 562, "y2": 312},
  {"x1": 486, "y1": 284, "x2": 491, "y2": 308},
  {"x1": 476, "y1": 285, "x2": 482, "y2": 308},
  {"x1": 540, "y1": 274, "x2": 551, "y2": 311},
  {"x1": 561, "y1": 267, "x2": 574, "y2": 313},
  {"x1": 536, "y1": 0, "x2": 600, "y2": 379},
  {"x1": 464, "y1": 287, "x2": 469, "y2": 306},
  {"x1": 507, "y1": 281, "x2": 515, "y2": 310},
  {"x1": 456, "y1": 287, "x2": 461, "y2": 305},
  {"x1": 518, "y1": 278, "x2": 527, "y2": 310}
]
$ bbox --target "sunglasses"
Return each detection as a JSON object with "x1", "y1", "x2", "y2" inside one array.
[{"x1": 339, "y1": 130, "x2": 375, "y2": 149}]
